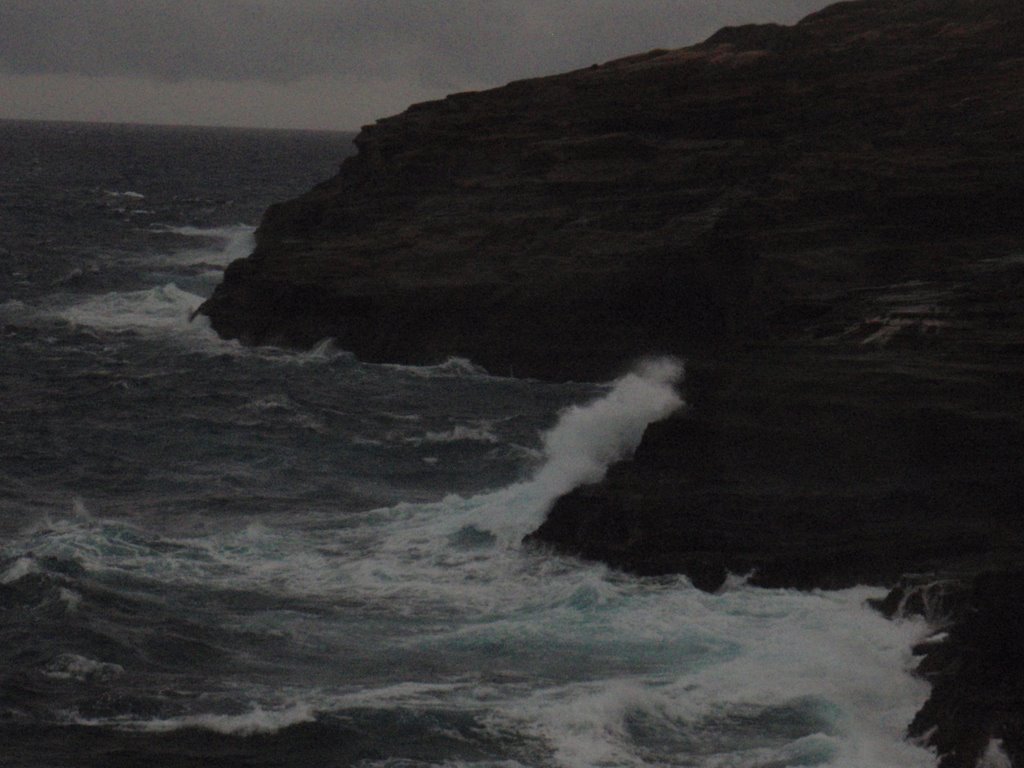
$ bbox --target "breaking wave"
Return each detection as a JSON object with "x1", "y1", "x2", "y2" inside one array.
[
  {"x1": 435, "y1": 356, "x2": 684, "y2": 545},
  {"x1": 154, "y1": 224, "x2": 256, "y2": 267},
  {"x1": 57, "y1": 283, "x2": 208, "y2": 335}
]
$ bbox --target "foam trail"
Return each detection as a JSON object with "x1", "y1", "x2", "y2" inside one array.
[{"x1": 0, "y1": 556, "x2": 36, "y2": 584}]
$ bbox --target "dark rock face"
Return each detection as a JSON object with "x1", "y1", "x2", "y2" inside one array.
[
  {"x1": 201, "y1": 0, "x2": 1024, "y2": 762},
  {"x1": 877, "y1": 573, "x2": 1024, "y2": 768},
  {"x1": 202, "y1": 0, "x2": 1024, "y2": 382}
]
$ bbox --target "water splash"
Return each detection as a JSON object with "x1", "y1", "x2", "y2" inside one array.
[
  {"x1": 977, "y1": 739, "x2": 1012, "y2": 768},
  {"x1": 451, "y1": 357, "x2": 684, "y2": 545},
  {"x1": 156, "y1": 224, "x2": 256, "y2": 267}
]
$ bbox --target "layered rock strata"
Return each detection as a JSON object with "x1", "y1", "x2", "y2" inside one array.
[
  {"x1": 202, "y1": 0, "x2": 1024, "y2": 381},
  {"x1": 201, "y1": 0, "x2": 1024, "y2": 764}
]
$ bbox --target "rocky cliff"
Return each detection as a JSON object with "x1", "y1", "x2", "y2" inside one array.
[
  {"x1": 202, "y1": 0, "x2": 1024, "y2": 380},
  {"x1": 201, "y1": 1, "x2": 1024, "y2": 764}
]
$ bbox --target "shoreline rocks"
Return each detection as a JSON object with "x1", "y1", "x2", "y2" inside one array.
[{"x1": 873, "y1": 573, "x2": 1024, "y2": 768}]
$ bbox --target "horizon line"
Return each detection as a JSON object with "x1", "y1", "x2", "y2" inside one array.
[{"x1": 0, "y1": 114, "x2": 359, "y2": 135}]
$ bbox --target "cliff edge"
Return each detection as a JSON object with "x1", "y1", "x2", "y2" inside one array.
[{"x1": 201, "y1": 0, "x2": 1024, "y2": 379}]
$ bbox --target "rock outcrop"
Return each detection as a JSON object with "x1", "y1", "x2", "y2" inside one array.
[
  {"x1": 871, "y1": 573, "x2": 1024, "y2": 768},
  {"x1": 201, "y1": 0, "x2": 1024, "y2": 380},
  {"x1": 201, "y1": 0, "x2": 1024, "y2": 763}
]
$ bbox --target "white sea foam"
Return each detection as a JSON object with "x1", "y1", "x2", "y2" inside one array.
[
  {"x1": 55, "y1": 282, "x2": 222, "y2": 341},
  {"x1": 287, "y1": 338, "x2": 357, "y2": 365},
  {"x1": 17, "y1": 359, "x2": 681, "y2": 597},
  {"x1": 451, "y1": 585, "x2": 935, "y2": 768},
  {"x1": 275, "y1": 583, "x2": 932, "y2": 768},
  {"x1": 44, "y1": 654, "x2": 123, "y2": 682},
  {"x1": 60, "y1": 282, "x2": 202, "y2": 329},
  {"x1": 0, "y1": 555, "x2": 36, "y2": 584},
  {"x1": 407, "y1": 423, "x2": 501, "y2": 445},
  {"x1": 48, "y1": 282, "x2": 360, "y2": 362},
  {"x1": 16, "y1": 531, "x2": 936, "y2": 766},
  {"x1": 73, "y1": 702, "x2": 315, "y2": 736},
  {"x1": 50, "y1": 285, "x2": 355, "y2": 362}
]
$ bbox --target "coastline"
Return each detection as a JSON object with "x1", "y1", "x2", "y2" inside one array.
[{"x1": 197, "y1": 1, "x2": 1024, "y2": 764}]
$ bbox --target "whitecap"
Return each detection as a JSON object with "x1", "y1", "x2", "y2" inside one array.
[
  {"x1": 43, "y1": 654, "x2": 123, "y2": 682},
  {"x1": 0, "y1": 298, "x2": 27, "y2": 315},
  {"x1": 57, "y1": 587, "x2": 82, "y2": 611},
  {"x1": 293, "y1": 337, "x2": 355, "y2": 364},
  {"x1": 406, "y1": 423, "x2": 501, "y2": 446},
  {"x1": 383, "y1": 356, "x2": 491, "y2": 378},
  {"x1": 72, "y1": 702, "x2": 315, "y2": 736},
  {"x1": 0, "y1": 555, "x2": 37, "y2": 584},
  {"x1": 56, "y1": 283, "x2": 211, "y2": 335},
  {"x1": 153, "y1": 224, "x2": 255, "y2": 268}
]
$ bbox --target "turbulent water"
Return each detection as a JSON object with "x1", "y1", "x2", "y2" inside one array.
[{"x1": 0, "y1": 120, "x2": 938, "y2": 768}]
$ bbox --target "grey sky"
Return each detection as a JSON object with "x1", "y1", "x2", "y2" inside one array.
[{"x1": 0, "y1": 1, "x2": 831, "y2": 130}]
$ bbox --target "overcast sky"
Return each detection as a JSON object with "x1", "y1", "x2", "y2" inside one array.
[{"x1": 0, "y1": 1, "x2": 831, "y2": 131}]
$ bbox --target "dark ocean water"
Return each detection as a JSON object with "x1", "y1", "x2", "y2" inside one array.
[{"x1": 0, "y1": 120, "x2": 937, "y2": 768}]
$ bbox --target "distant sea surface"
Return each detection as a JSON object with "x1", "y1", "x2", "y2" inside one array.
[{"x1": 0, "y1": 120, "x2": 936, "y2": 767}]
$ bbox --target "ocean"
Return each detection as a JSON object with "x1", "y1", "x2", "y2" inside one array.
[{"x1": 0, "y1": 119, "x2": 937, "y2": 767}]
